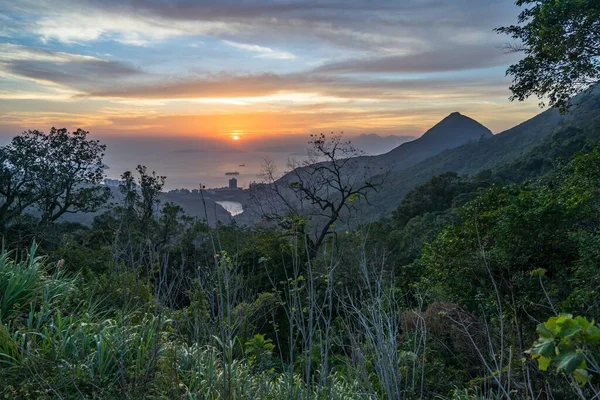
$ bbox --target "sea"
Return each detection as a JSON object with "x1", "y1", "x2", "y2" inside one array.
[{"x1": 101, "y1": 136, "x2": 310, "y2": 190}]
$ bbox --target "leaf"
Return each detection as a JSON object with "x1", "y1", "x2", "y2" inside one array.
[
  {"x1": 536, "y1": 323, "x2": 554, "y2": 339},
  {"x1": 573, "y1": 368, "x2": 591, "y2": 385},
  {"x1": 573, "y1": 316, "x2": 591, "y2": 329},
  {"x1": 584, "y1": 324, "x2": 600, "y2": 342},
  {"x1": 537, "y1": 355, "x2": 552, "y2": 371},
  {"x1": 556, "y1": 318, "x2": 582, "y2": 338},
  {"x1": 558, "y1": 352, "x2": 584, "y2": 374},
  {"x1": 555, "y1": 314, "x2": 573, "y2": 326},
  {"x1": 543, "y1": 316, "x2": 559, "y2": 333},
  {"x1": 532, "y1": 339, "x2": 555, "y2": 358},
  {"x1": 530, "y1": 268, "x2": 547, "y2": 277}
]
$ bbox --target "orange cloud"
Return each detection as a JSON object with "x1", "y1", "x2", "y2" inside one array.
[{"x1": 0, "y1": 100, "x2": 541, "y2": 141}]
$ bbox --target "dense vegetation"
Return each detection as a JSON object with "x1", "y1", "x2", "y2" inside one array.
[
  {"x1": 2, "y1": 1, "x2": 600, "y2": 398},
  {"x1": 0, "y1": 113, "x2": 599, "y2": 399},
  {"x1": 496, "y1": 0, "x2": 600, "y2": 112}
]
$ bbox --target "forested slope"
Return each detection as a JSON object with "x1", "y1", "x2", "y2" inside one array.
[{"x1": 366, "y1": 87, "x2": 600, "y2": 220}]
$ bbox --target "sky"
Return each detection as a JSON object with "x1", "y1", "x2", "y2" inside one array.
[{"x1": 0, "y1": 0, "x2": 543, "y2": 187}]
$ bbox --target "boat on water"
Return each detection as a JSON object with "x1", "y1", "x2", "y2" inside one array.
[
  {"x1": 225, "y1": 171, "x2": 240, "y2": 176},
  {"x1": 238, "y1": 164, "x2": 245, "y2": 167}
]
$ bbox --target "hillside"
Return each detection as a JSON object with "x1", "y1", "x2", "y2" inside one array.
[
  {"x1": 265, "y1": 112, "x2": 492, "y2": 189},
  {"x1": 366, "y1": 88, "x2": 600, "y2": 220},
  {"x1": 372, "y1": 111, "x2": 493, "y2": 171},
  {"x1": 237, "y1": 112, "x2": 494, "y2": 228}
]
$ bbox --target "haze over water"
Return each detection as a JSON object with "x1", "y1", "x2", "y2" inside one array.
[
  {"x1": 100, "y1": 133, "x2": 420, "y2": 189},
  {"x1": 101, "y1": 135, "x2": 313, "y2": 190}
]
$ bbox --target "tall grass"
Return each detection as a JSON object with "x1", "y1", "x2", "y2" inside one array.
[
  {"x1": 173, "y1": 343, "x2": 363, "y2": 399},
  {"x1": 0, "y1": 245, "x2": 506, "y2": 399},
  {"x1": 0, "y1": 248, "x2": 365, "y2": 399},
  {"x1": 0, "y1": 244, "x2": 46, "y2": 323}
]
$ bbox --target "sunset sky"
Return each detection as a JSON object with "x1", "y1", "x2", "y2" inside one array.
[{"x1": 0, "y1": 0, "x2": 543, "y2": 145}]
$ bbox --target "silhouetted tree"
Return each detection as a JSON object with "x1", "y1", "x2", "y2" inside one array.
[
  {"x1": 118, "y1": 165, "x2": 166, "y2": 225},
  {"x1": 253, "y1": 133, "x2": 387, "y2": 258},
  {"x1": 0, "y1": 128, "x2": 109, "y2": 231},
  {"x1": 496, "y1": 0, "x2": 600, "y2": 112}
]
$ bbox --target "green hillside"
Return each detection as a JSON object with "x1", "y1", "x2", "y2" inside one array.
[
  {"x1": 373, "y1": 111, "x2": 493, "y2": 171},
  {"x1": 367, "y1": 87, "x2": 600, "y2": 219}
]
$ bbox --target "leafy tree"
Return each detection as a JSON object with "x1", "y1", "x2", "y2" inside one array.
[
  {"x1": 137, "y1": 165, "x2": 166, "y2": 224},
  {"x1": 496, "y1": 0, "x2": 600, "y2": 112},
  {"x1": 118, "y1": 165, "x2": 166, "y2": 225},
  {"x1": 0, "y1": 128, "x2": 109, "y2": 231},
  {"x1": 392, "y1": 172, "x2": 478, "y2": 228}
]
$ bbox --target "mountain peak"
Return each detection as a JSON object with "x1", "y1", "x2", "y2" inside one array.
[
  {"x1": 377, "y1": 112, "x2": 493, "y2": 170},
  {"x1": 440, "y1": 111, "x2": 466, "y2": 123},
  {"x1": 421, "y1": 112, "x2": 492, "y2": 141}
]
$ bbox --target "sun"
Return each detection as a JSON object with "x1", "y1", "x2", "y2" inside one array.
[{"x1": 230, "y1": 130, "x2": 243, "y2": 141}]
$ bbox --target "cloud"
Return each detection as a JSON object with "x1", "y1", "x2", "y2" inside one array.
[
  {"x1": 80, "y1": 70, "x2": 513, "y2": 103},
  {"x1": 222, "y1": 40, "x2": 296, "y2": 60},
  {"x1": 0, "y1": 44, "x2": 142, "y2": 91},
  {"x1": 84, "y1": 73, "x2": 286, "y2": 99},
  {"x1": 21, "y1": 2, "x2": 233, "y2": 46},
  {"x1": 0, "y1": 0, "x2": 542, "y2": 140},
  {"x1": 315, "y1": 44, "x2": 518, "y2": 74},
  {"x1": 1, "y1": 0, "x2": 519, "y2": 53},
  {"x1": 0, "y1": 43, "x2": 98, "y2": 63},
  {"x1": 0, "y1": 43, "x2": 518, "y2": 115},
  {"x1": 34, "y1": 15, "x2": 231, "y2": 46}
]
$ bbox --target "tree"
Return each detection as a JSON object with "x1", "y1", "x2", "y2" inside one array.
[
  {"x1": 496, "y1": 0, "x2": 600, "y2": 112},
  {"x1": 392, "y1": 172, "x2": 478, "y2": 228},
  {"x1": 251, "y1": 133, "x2": 387, "y2": 258},
  {"x1": 117, "y1": 165, "x2": 166, "y2": 225},
  {"x1": 0, "y1": 128, "x2": 109, "y2": 230}
]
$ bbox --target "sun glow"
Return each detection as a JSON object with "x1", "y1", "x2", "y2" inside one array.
[{"x1": 232, "y1": 135, "x2": 240, "y2": 141}]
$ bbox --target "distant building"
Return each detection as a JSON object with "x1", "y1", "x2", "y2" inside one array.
[{"x1": 229, "y1": 177, "x2": 238, "y2": 189}]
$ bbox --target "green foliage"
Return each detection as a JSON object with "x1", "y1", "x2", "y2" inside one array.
[
  {"x1": 0, "y1": 244, "x2": 77, "y2": 324},
  {"x1": 245, "y1": 334, "x2": 276, "y2": 371},
  {"x1": 496, "y1": 0, "x2": 600, "y2": 112},
  {"x1": 409, "y1": 144, "x2": 600, "y2": 397},
  {"x1": 0, "y1": 128, "x2": 109, "y2": 230},
  {"x1": 0, "y1": 250, "x2": 44, "y2": 323},
  {"x1": 166, "y1": 343, "x2": 362, "y2": 399},
  {"x1": 0, "y1": 248, "x2": 366, "y2": 399},
  {"x1": 420, "y1": 145, "x2": 600, "y2": 314},
  {"x1": 530, "y1": 314, "x2": 600, "y2": 386},
  {"x1": 3, "y1": 117, "x2": 600, "y2": 398},
  {"x1": 118, "y1": 164, "x2": 166, "y2": 225},
  {"x1": 393, "y1": 172, "x2": 480, "y2": 227},
  {"x1": 444, "y1": 387, "x2": 503, "y2": 400}
]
